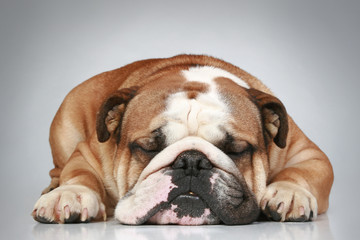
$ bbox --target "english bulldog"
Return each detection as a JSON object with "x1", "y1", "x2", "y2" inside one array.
[{"x1": 32, "y1": 54, "x2": 333, "y2": 225}]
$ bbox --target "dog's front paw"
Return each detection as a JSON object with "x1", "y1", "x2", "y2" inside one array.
[
  {"x1": 32, "y1": 185, "x2": 106, "y2": 223},
  {"x1": 260, "y1": 181, "x2": 317, "y2": 222}
]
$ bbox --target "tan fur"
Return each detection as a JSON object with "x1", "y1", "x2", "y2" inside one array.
[{"x1": 33, "y1": 55, "x2": 333, "y2": 223}]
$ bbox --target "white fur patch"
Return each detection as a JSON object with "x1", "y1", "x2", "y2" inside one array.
[
  {"x1": 162, "y1": 66, "x2": 248, "y2": 146},
  {"x1": 182, "y1": 66, "x2": 249, "y2": 89},
  {"x1": 163, "y1": 91, "x2": 228, "y2": 145},
  {"x1": 115, "y1": 172, "x2": 177, "y2": 224}
]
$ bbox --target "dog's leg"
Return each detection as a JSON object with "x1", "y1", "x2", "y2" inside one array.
[
  {"x1": 261, "y1": 122, "x2": 334, "y2": 222},
  {"x1": 41, "y1": 86, "x2": 94, "y2": 195},
  {"x1": 32, "y1": 142, "x2": 107, "y2": 223},
  {"x1": 41, "y1": 175, "x2": 60, "y2": 195}
]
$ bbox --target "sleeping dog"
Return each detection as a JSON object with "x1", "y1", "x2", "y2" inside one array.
[{"x1": 32, "y1": 55, "x2": 333, "y2": 225}]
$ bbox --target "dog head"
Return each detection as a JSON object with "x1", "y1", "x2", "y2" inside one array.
[{"x1": 96, "y1": 66, "x2": 288, "y2": 225}]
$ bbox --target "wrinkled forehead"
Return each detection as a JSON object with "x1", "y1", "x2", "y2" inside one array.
[{"x1": 123, "y1": 66, "x2": 262, "y2": 143}]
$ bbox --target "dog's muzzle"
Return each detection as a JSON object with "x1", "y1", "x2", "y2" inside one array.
[{"x1": 115, "y1": 137, "x2": 259, "y2": 225}]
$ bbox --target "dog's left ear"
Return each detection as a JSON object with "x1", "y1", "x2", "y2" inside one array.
[
  {"x1": 96, "y1": 86, "x2": 139, "y2": 143},
  {"x1": 247, "y1": 88, "x2": 288, "y2": 148}
]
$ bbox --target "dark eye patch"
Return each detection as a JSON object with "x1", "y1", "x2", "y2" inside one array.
[
  {"x1": 151, "y1": 128, "x2": 166, "y2": 150},
  {"x1": 224, "y1": 141, "x2": 249, "y2": 155},
  {"x1": 220, "y1": 133, "x2": 252, "y2": 159},
  {"x1": 133, "y1": 138, "x2": 159, "y2": 152},
  {"x1": 129, "y1": 127, "x2": 166, "y2": 162}
]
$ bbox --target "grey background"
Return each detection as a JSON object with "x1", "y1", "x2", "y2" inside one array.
[{"x1": 1, "y1": 0, "x2": 359, "y2": 239}]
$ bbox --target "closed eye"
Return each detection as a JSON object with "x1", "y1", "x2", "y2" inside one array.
[
  {"x1": 132, "y1": 140, "x2": 158, "y2": 151},
  {"x1": 225, "y1": 147, "x2": 251, "y2": 158},
  {"x1": 130, "y1": 142, "x2": 160, "y2": 162},
  {"x1": 130, "y1": 128, "x2": 165, "y2": 161},
  {"x1": 131, "y1": 138, "x2": 160, "y2": 153},
  {"x1": 222, "y1": 133, "x2": 251, "y2": 159}
]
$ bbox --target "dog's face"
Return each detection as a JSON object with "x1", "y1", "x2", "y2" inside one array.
[{"x1": 96, "y1": 67, "x2": 288, "y2": 225}]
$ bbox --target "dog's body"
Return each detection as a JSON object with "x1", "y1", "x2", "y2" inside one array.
[{"x1": 32, "y1": 55, "x2": 333, "y2": 225}]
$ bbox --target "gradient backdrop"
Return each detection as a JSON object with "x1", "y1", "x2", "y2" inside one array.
[{"x1": 1, "y1": 0, "x2": 359, "y2": 239}]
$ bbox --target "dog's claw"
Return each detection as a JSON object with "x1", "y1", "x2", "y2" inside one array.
[
  {"x1": 81, "y1": 208, "x2": 88, "y2": 222},
  {"x1": 64, "y1": 205, "x2": 70, "y2": 220}
]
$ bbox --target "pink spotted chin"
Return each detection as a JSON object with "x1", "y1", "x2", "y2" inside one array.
[{"x1": 147, "y1": 204, "x2": 220, "y2": 225}]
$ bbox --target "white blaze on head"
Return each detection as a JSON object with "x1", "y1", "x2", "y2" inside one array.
[
  {"x1": 182, "y1": 66, "x2": 249, "y2": 89},
  {"x1": 162, "y1": 66, "x2": 249, "y2": 145}
]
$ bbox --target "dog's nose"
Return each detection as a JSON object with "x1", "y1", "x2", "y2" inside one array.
[{"x1": 172, "y1": 150, "x2": 213, "y2": 176}]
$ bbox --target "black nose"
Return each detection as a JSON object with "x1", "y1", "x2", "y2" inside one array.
[{"x1": 172, "y1": 150, "x2": 213, "y2": 176}]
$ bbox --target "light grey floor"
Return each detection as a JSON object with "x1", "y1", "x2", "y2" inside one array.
[
  {"x1": 32, "y1": 215, "x2": 334, "y2": 240},
  {"x1": 1, "y1": 0, "x2": 359, "y2": 239}
]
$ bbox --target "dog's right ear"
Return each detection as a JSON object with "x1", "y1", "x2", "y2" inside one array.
[{"x1": 96, "y1": 86, "x2": 139, "y2": 143}]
